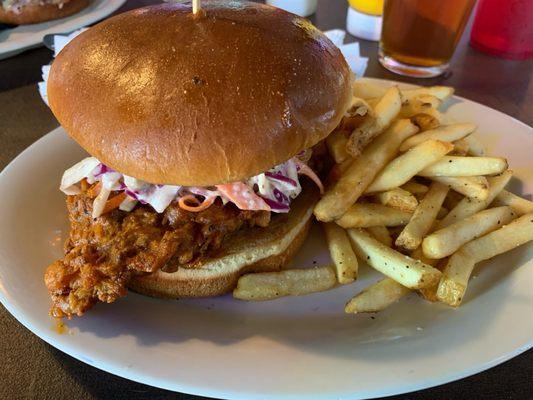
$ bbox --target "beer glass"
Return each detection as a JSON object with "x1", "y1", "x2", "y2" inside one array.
[{"x1": 379, "y1": 0, "x2": 476, "y2": 78}]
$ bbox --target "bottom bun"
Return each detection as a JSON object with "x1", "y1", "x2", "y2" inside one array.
[
  {"x1": 0, "y1": 0, "x2": 90, "y2": 25},
  {"x1": 128, "y1": 184, "x2": 319, "y2": 299}
]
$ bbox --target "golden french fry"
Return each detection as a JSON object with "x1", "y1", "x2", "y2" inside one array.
[
  {"x1": 365, "y1": 97, "x2": 380, "y2": 108},
  {"x1": 431, "y1": 176, "x2": 489, "y2": 200},
  {"x1": 328, "y1": 158, "x2": 354, "y2": 183},
  {"x1": 413, "y1": 94, "x2": 442, "y2": 108},
  {"x1": 395, "y1": 182, "x2": 449, "y2": 251},
  {"x1": 401, "y1": 86, "x2": 454, "y2": 103},
  {"x1": 410, "y1": 246, "x2": 439, "y2": 267},
  {"x1": 401, "y1": 181, "x2": 429, "y2": 197},
  {"x1": 410, "y1": 113, "x2": 441, "y2": 131},
  {"x1": 399, "y1": 95, "x2": 441, "y2": 118},
  {"x1": 347, "y1": 86, "x2": 402, "y2": 156},
  {"x1": 366, "y1": 139, "x2": 454, "y2": 193},
  {"x1": 345, "y1": 278, "x2": 410, "y2": 313},
  {"x1": 399, "y1": 123, "x2": 476, "y2": 152},
  {"x1": 375, "y1": 187, "x2": 418, "y2": 212},
  {"x1": 352, "y1": 80, "x2": 388, "y2": 99},
  {"x1": 464, "y1": 134, "x2": 486, "y2": 156},
  {"x1": 438, "y1": 170, "x2": 513, "y2": 229},
  {"x1": 367, "y1": 226, "x2": 393, "y2": 247},
  {"x1": 347, "y1": 97, "x2": 374, "y2": 118},
  {"x1": 323, "y1": 223, "x2": 358, "y2": 283},
  {"x1": 347, "y1": 229, "x2": 442, "y2": 289},
  {"x1": 418, "y1": 156, "x2": 508, "y2": 177},
  {"x1": 336, "y1": 203, "x2": 413, "y2": 228},
  {"x1": 437, "y1": 213, "x2": 533, "y2": 306},
  {"x1": 452, "y1": 137, "x2": 470, "y2": 155},
  {"x1": 326, "y1": 130, "x2": 350, "y2": 164},
  {"x1": 353, "y1": 83, "x2": 453, "y2": 104},
  {"x1": 423, "y1": 206, "x2": 516, "y2": 259},
  {"x1": 233, "y1": 266, "x2": 336, "y2": 301},
  {"x1": 492, "y1": 190, "x2": 533, "y2": 216},
  {"x1": 417, "y1": 258, "x2": 448, "y2": 302},
  {"x1": 314, "y1": 119, "x2": 418, "y2": 222},
  {"x1": 411, "y1": 246, "x2": 443, "y2": 302},
  {"x1": 398, "y1": 97, "x2": 445, "y2": 130}
]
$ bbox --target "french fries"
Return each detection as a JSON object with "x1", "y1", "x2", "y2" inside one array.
[
  {"x1": 366, "y1": 139, "x2": 454, "y2": 193},
  {"x1": 347, "y1": 229, "x2": 442, "y2": 289},
  {"x1": 353, "y1": 83, "x2": 453, "y2": 104},
  {"x1": 464, "y1": 134, "x2": 486, "y2": 156},
  {"x1": 401, "y1": 86, "x2": 454, "y2": 103},
  {"x1": 396, "y1": 182, "x2": 449, "y2": 251},
  {"x1": 431, "y1": 176, "x2": 489, "y2": 200},
  {"x1": 314, "y1": 119, "x2": 418, "y2": 222},
  {"x1": 336, "y1": 203, "x2": 413, "y2": 228},
  {"x1": 323, "y1": 223, "x2": 358, "y2": 283},
  {"x1": 399, "y1": 123, "x2": 476, "y2": 151},
  {"x1": 423, "y1": 206, "x2": 516, "y2": 259},
  {"x1": 346, "y1": 86, "x2": 402, "y2": 156},
  {"x1": 410, "y1": 246, "x2": 439, "y2": 267},
  {"x1": 410, "y1": 247, "x2": 442, "y2": 302},
  {"x1": 410, "y1": 113, "x2": 441, "y2": 131},
  {"x1": 436, "y1": 213, "x2": 533, "y2": 306},
  {"x1": 398, "y1": 96, "x2": 445, "y2": 131},
  {"x1": 352, "y1": 80, "x2": 388, "y2": 99},
  {"x1": 492, "y1": 190, "x2": 533, "y2": 216},
  {"x1": 452, "y1": 137, "x2": 470, "y2": 155},
  {"x1": 326, "y1": 130, "x2": 350, "y2": 164},
  {"x1": 375, "y1": 187, "x2": 418, "y2": 212},
  {"x1": 241, "y1": 81, "x2": 531, "y2": 316},
  {"x1": 328, "y1": 157, "x2": 353, "y2": 182},
  {"x1": 345, "y1": 278, "x2": 410, "y2": 313},
  {"x1": 233, "y1": 266, "x2": 337, "y2": 301},
  {"x1": 418, "y1": 156, "x2": 508, "y2": 177},
  {"x1": 401, "y1": 181, "x2": 429, "y2": 197},
  {"x1": 367, "y1": 226, "x2": 393, "y2": 247},
  {"x1": 438, "y1": 170, "x2": 513, "y2": 228},
  {"x1": 417, "y1": 258, "x2": 448, "y2": 302},
  {"x1": 399, "y1": 95, "x2": 442, "y2": 119},
  {"x1": 347, "y1": 97, "x2": 373, "y2": 118}
]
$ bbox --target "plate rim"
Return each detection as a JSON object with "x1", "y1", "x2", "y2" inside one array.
[
  {"x1": 0, "y1": 0, "x2": 127, "y2": 59},
  {"x1": 0, "y1": 78, "x2": 532, "y2": 400}
]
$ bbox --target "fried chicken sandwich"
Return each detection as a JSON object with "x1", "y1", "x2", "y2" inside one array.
[{"x1": 44, "y1": 1, "x2": 352, "y2": 317}]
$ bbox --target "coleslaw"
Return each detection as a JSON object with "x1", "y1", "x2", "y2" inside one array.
[{"x1": 60, "y1": 155, "x2": 323, "y2": 219}]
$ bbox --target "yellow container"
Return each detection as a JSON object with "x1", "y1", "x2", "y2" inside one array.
[{"x1": 349, "y1": 0, "x2": 383, "y2": 16}]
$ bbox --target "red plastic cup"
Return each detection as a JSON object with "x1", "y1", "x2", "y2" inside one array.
[{"x1": 470, "y1": 0, "x2": 533, "y2": 60}]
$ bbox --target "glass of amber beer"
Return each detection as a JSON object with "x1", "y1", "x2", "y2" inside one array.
[{"x1": 379, "y1": 0, "x2": 476, "y2": 78}]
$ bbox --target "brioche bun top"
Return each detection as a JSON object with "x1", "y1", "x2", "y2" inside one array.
[{"x1": 48, "y1": 1, "x2": 352, "y2": 186}]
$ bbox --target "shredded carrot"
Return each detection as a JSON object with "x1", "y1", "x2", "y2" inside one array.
[
  {"x1": 102, "y1": 192, "x2": 127, "y2": 214},
  {"x1": 87, "y1": 182, "x2": 102, "y2": 198},
  {"x1": 178, "y1": 195, "x2": 216, "y2": 212},
  {"x1": 80, "y1": 178, "x2": 89, "y2": 191},
  {"x1": 295, "y1": 160, "x2": 324, "y2": 194}
]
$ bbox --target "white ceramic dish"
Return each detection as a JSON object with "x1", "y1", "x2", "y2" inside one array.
[
  {"x1": 0, "y1": 0, "x2": 126, "y2": 60},
  {"x1": 0, "y1": 79, "x2": 531, "y2": 399}
]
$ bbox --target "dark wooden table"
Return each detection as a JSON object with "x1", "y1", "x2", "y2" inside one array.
[{"x1": 0, "y1": 1, "x2": 531, "y2": 399}]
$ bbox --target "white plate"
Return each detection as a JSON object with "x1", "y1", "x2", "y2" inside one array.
[
  {"x1": 0, "y1": 79, "x2": 531, "y2": 399},
  {"x1": 0, "y1": 0, "x2": 126, "y2": 60}
]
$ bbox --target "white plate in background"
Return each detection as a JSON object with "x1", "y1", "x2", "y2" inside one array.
[
  {"x1": 0, "y1": 0, "x2": 126, "y2": 60},
  {"x1": 0, "y1": 79, "x2": 531, "y2": 399}
]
